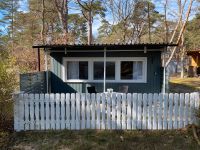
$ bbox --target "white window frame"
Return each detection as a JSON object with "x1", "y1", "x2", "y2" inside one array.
[{"x1": 62, "y1": 57, "x2": 147, "y2": 83}]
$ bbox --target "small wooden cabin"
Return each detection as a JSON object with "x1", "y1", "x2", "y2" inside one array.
[{"x1": 20, "y1": 43, "x2": 177, "y2": 93}]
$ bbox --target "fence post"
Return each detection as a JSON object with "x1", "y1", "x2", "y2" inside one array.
[{"x1": 13, "y1": 94, "x2": 20, "y2": 131}]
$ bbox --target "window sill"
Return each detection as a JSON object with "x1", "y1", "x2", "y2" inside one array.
[{"x1": 64, "y1": 80, "x2": 147, "y2": 83}]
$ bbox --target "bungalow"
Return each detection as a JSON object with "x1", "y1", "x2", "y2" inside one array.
[
  {"x1": 187, "y1": 50, "x2": 200, "y2": 77},
  {"x1": 20, "y1": 43, "x2": 177, "y2": 93}
]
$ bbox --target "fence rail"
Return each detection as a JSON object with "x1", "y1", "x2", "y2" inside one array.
[{"x1": 14, "y1": 92, "x2": 200, "y2": 131}]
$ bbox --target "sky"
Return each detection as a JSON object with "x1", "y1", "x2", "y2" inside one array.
[{"x1": 0, "y1": 0, "x2": 199, "y2": 36}]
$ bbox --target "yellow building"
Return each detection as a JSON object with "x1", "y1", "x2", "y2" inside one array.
[{"x1": 187, "y1": 50, "x2": 200, "y2": 77}]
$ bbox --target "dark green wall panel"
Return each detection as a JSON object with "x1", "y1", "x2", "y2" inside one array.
[{"x1": 50, "y1": 51, "x2": 162, "y2": 93}]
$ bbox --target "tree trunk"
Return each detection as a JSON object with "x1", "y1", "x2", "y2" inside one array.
[
  {"x1": 180, "y1": 35, "x2": 185, "y2": 78},
  {"x1": 164, "y1": 0, "x2": 169, "y2": 43},
  {"x1": 165, "y1": 0, "x2": 194, "y2": 67},
  {"x1": 88, "y1": 10, "x2": 92, "y2": 45},
  {"x1": 11, "y1": 0, "x2": 14, "y2": 52},
  {"x1": 54, "y1": 0, "x2": 68, "y2": 43},
  {"x1": 41, "y1": 0, "x2": 45, "y2": 44},
  {"x1": 147, "y1": 2, "x2": 151, "y2": 42}
]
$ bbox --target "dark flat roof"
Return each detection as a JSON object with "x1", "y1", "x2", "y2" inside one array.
[{"x1": 33, "y1": 43, "x2": 177, "y2": 51}]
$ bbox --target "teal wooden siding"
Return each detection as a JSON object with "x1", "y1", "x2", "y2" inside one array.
[{"x1": 50, "y1": 51, "x2": 162, "y2": 93}]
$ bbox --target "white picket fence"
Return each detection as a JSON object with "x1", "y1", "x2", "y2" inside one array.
[{"x1": 13, "y1": 92, "x2": 200, "y2": 131}]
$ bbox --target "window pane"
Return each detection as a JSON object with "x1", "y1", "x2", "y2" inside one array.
[
  {"x1": 94, "y1": 62, "x2": 104, "y2": 80},
  {"x1": 93, "y1": 62, "x2": 115, "y2": 80},
  {"x1": 79, "y1": 62, "x2": 88, "y2": 79},
  {"x1": 67, "y1": 61, "x2": 88, "y2": 80},
  {"x1": 121, "y1": 61, "x2": 133, "y2": 79},
  {"x1": 67, "y1": 61, "x2": 79, "y2": 79},
  {"x1": 106, "y1": 62, "x2": 115, "y2": 80}
]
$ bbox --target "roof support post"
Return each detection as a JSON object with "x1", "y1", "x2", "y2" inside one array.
[
  {"x1": 162, "y1": 46, "x2": 168, "y2": 94},
  {"x1": 103, "y1": 47, "x2": 106, "y2": 93},
  {"x1": 37, "y1": 48, "x2": 41, "y2": 71}
]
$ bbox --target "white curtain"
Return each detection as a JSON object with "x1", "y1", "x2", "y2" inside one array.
[
  {"x1": 67, "y1": 61, "x2": 79, "y2": 79},
  {"x1": 133, "y1": 61, "x2": 143, "y2": 79}
]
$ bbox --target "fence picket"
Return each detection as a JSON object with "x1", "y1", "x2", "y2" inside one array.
[
  {"x1": 168, "y1": 93, "x2": 173, "y2": 129},
  {"x1": 132, "y1": 93, "x2": 137, "y2": 129},
  {"x1": 122, "y1": 94, "x2": 126, "y2": 130},
  {"x1": 148, "y1": 93, "x2": 152, "y2": 129},
  {"x1": 158, "y1": 94, "x2": 163, "y2": 130},
  {"x1": 174, "y1": 93, "x2": 179, "y2": 129},
  {"x1": 40, "y1": 94, "x2": 45, "y2": 130},
  {"x1": 45, "y1": 94, "x2": 50, "y2": 130},
  {"x1": 14, "y1": 94, "x2": 19, "y2": 131},
  {"x1": 184, "y1": 93, "x2": 189, "y2": 127},
  {"x1": 66, "y1": 94, "x2": 70, "y2": 129},
  {"x1": 190, "y1": 93, "x2": 195, "y2": 124},
  {"x1": 24, "y1": 94, "x2": 29, "y2": 130},
  {"x1": 127, "y1": 94, "x2": 132, "y2": 130},
  {"x1": 35, "y1": 94, "x2": 40, "y2": 130},
  {"x1": 163, "y1": 94, "x2": 168, "y2": 129},
  {"x1": 194, "y1": 92, "x2": 200, "y2": 125},
  {"x1": 101, "y1": 93, "x2": 106, "y2": 129},
  {"x1": 29, "y1": 94, "x2": 34, "y2": 130},
  {"x1": 60, "y1": 93, "x2": 65, "y2": 130},
  {"x1": 91, "y1": 93, "x2": 96, "y2": 129},
  {"x1": 81, "y1": 93, "x2": 86, "y2": 129},
  {"x1": 55, "y1": 94, "x2": 60, "y2": 130},
  {"x1": 142, "y1": 93, "x2": 147, "y2": 129},
  {"x1": 96, "y1": 93, "x2": 101, "y2": 129},
  {"x1": 86, "y1": 94, "x2": 91, "y2": 129},
  {"x1": 111, "y1": 93, "x2": 116, "y2": 129},
  {"x1": 153, "y1": 93, "x2": 158, "y2": 130},
  {"x1": 107, "y1": 94, "x2": 111, "y2": 129},
  {"x1": 71, "y1": 93, "x2": 76, "y2": 130},
  {"x1": 137, "y1": 94, "x2": 142, "y2": 129},
  {"x1": 50, "y1": 94, "x2": 55, "y2": 129},
  {"x1": 76, "y1": 93, "x2": 81, "y2": 130},
  {"x1": 117, "y1": 94, "x2": 122, "y2": 129},
  {"x1": 179, "y1": 93, "x2": 184, "y2": 128}
]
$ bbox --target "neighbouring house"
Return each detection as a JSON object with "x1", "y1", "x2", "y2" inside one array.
[
  {"x1": 187, "y1": 50, "x2": 200, "y2": 77},
  {"x1": 20, "y1": 43, "x2": 177, "y2": 93}
]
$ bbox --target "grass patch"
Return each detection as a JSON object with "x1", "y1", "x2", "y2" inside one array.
[
  {"x1": 170, "y1": 77, "x2": 200, "y2": 93},
  {"x1": 1, "y1": 129, "x2": 199, "y2": 150}
]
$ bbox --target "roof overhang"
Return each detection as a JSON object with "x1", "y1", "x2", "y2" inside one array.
[
  {"x1": 32, "y1": 43, "x2": 177, "y2": 52},
  {"x1": 187, "y1": 50, "x2": 200, "y2": 55}
]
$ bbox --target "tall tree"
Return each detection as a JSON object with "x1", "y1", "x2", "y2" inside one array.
[
  {"x1": 54, "y1": 0, "x2": 69, "y2": 43},
  {"x1": 0, "y1": 0, "x2": 20, "y2": 51},
  {"x1": 77, "y1": 0, "x2": 106, "y2": 44}
]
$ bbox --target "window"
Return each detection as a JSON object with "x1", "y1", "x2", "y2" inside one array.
[
  {"x1": 63, "y1": 57, "x2": 147, "y2": 83},
  {"x1": 121, "y1": 61, "x2": 143, "y2": 80},
  {"x1": 93, "y1": 62, "x2": 115, "y2": 80},
  {"x1": 66, "y1": 61, "x2": 88, "y2": 80}
]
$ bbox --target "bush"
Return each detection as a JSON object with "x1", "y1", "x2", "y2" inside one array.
[{"x1": 0, "y1": 50, "x2": 17, "y2": 131}]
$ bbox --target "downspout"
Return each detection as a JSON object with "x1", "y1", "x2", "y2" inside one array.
[{"x1": 38, "y1": 48, "x2": 41, "y2": 71}]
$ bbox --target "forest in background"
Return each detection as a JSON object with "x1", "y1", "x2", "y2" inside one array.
[{"x1": 0, "y1": 0, "x2": 200, "y2": 103}]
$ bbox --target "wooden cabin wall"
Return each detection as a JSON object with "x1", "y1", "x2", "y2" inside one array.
[{"x1": 50, "y1": 51, "x2": 162, "y2": 93}]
